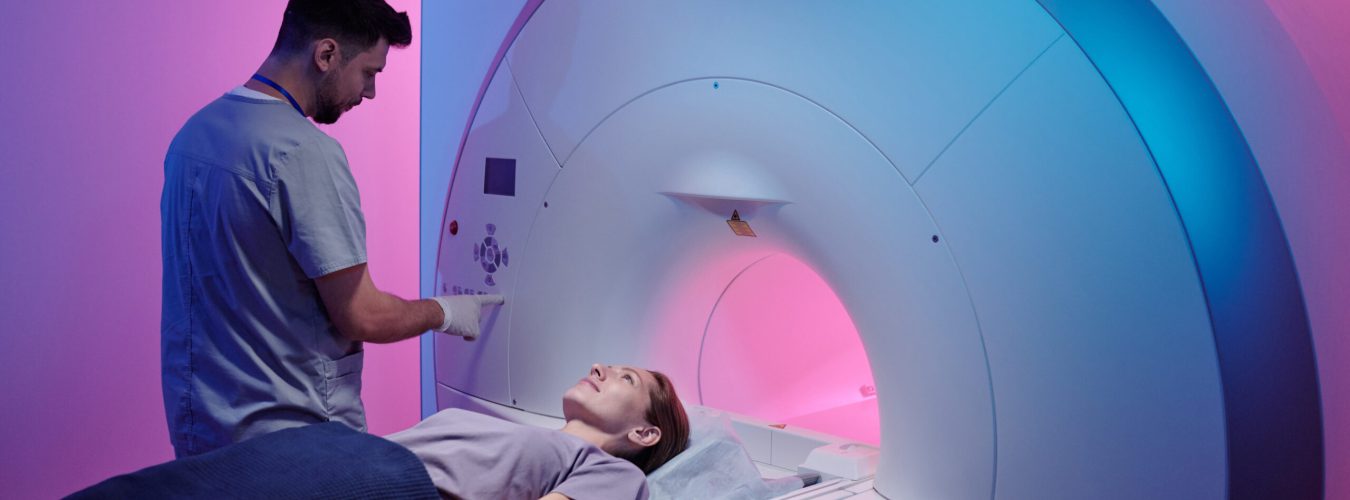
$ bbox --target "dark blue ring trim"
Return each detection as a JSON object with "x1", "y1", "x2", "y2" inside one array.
[{"x1": 1033, "y1": 1, "x2": 1323, "y2": 498}]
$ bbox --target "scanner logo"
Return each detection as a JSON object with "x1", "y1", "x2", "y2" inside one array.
[{"x1": 472, "y1": 223, "x2": 509, "y2": 287}]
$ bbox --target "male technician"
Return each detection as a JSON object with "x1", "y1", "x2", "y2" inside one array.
[{"x1": 161, "y1": 0, "x2": 501, "y2": 457}]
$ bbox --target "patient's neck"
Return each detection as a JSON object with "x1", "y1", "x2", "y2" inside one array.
[{"x1": 561, "y1": 420, "x2": 627, "y2": 456}]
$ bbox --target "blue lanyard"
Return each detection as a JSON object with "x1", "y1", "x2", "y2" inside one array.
[{"x1": 250, "y1": 73, "x2": 305, "y2": 116}]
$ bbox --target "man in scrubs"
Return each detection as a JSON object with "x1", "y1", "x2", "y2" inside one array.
[{"x1": 160, "y1": 0, "x2": 501, "y2": 457}]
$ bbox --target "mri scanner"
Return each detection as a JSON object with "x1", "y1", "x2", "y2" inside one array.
[{"x1": 422, "y1": 2, "x2": 1324, "y2": 499}]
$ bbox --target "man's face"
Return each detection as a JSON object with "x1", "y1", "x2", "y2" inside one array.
[
  {"x1": 314, "y1": 38, "x2": 389, "y2": 124},
  {"x1": 563, "y1": 364, "x2": 656, "y2": 434}
]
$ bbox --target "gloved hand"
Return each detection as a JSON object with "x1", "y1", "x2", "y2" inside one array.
[{"x1": 430, "y1": 294, "x2": 505, "y2": 340}]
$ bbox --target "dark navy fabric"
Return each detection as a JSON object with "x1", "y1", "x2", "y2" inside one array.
[{"x1": 67, "y1": 422, "x2": 436, "y2": 500}]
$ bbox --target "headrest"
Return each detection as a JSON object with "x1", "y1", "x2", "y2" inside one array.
[{"x1": 647, "y1": 407, "x2": 808, "y2": 499}]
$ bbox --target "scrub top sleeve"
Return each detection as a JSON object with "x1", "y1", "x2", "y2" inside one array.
[{"x1": 275, "y1": 136, "x2": 369, "y2": 279}]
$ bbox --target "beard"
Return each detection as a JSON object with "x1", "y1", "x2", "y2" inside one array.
[{"x1": 313, "y1": 69, "x2": 352, "y2": 125}]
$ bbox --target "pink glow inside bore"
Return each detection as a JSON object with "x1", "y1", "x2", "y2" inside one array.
[{"x1": 698, "y1": 255, "x2": 880, "y2": 445}]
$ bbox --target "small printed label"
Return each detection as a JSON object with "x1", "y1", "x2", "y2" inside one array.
[
  {"x1": 727, "y1": 219, "x2": 757, "y2": 237},
  {"x1": 727, "y1": 210, "x2": 757, "y2": 237}
]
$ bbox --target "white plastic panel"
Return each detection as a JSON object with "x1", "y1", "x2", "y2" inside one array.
[
  {"x1": 427, "y1": 3, "x2": 1233, "y2": 498},
  {"x1": 505, "y1": 0, "x2": 1063, "y2": 180},
  {"x1": 731, "y1": 419, "x2": 773, "y2": 464},
  {"x1": 419, "y1": 3, "x2": 528, "y2": 416},
  {"x1": 434, "y1": 62, "x2": 561, "y2": 405},
  {"x1": 436, "y1": 383, "x2": 563, "y2": 430},
  {"x1": 914, "y1": 39, "x2": 1226, "y2": 499},
  {"x1": 772, "y1": 431, "x2": 832, "y2": 471},
  {"x1": 506, "y1": 79, "x2": 995, "y2": 498}
]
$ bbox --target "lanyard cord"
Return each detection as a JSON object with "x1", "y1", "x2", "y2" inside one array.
[{"x1": 249, "y1": 73, "x2": 305, "y2": 116}]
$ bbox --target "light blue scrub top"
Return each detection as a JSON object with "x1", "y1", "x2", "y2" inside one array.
[{"x1": 161, "y1": 90, "x2": 368, "y2": 457}]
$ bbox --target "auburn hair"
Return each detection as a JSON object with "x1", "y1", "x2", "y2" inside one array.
[{"x1": 630, "y1": 370, "x2": 690, "y2": 474}]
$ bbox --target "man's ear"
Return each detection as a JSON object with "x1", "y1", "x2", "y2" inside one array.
[
  {"x1": 313, "y1": 38, "x2": 341, "y2": 72},
  {"x1": 628, "y1": 425, "x2": 662, "y2": 448}
]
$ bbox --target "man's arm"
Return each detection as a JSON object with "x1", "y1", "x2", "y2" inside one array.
[{"x1": 314, "y1": 263, "x2": 443, "y2": 344}]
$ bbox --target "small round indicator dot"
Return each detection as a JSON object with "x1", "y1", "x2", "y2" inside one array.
[
  {"x1": 448, "y1": 220, "x2": 458, "y2": 235},
  {"x1": 543, "y1": 202, "x2": 549, "y2": 208},
  {"x1": 932, "y1": 235, "x2": 940, "y2": 243},
  {"x1": 713, "y1": 81, "x2": 720, "y2": 89}
]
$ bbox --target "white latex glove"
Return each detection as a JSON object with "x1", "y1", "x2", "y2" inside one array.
[{"x1": 430, "y1": 294, "x2": 505, "y2": 340}]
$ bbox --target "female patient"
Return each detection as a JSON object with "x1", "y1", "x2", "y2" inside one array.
[
  {"x1": 387, "y1": 363, "x2": 690, "y2": 500},
  {"x1": 68, "y1": 363, "x2": 687, "y2": 500}
]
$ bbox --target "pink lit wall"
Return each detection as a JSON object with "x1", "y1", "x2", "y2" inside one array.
[
  {"x1": 1266, "y1": 0, "x2": 1350, "y2": 146},
  {"x1": 0, "y1": 1, "x2": 422, "y2": 497}
]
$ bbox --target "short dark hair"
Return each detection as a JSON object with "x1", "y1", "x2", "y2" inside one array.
[
  {"x1": 630, "y1": 370, "x2": 690, "y2": 474},
  {"x1": 271, "y1": 0, "x2": 412, "y2": 57}
]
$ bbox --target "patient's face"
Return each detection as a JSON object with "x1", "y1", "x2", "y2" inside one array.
[{"x1": 563, "y1": 364, "x2": 656, "y2": 433}]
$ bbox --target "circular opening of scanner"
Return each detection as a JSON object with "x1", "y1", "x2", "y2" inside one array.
[{"x1": 698, "y1": 254, "x2": 879, "y2": 446}]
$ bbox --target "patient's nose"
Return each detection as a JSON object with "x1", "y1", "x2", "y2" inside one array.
[{"x1": 591, "y1": 364, "x2": 605, "y2": 381}]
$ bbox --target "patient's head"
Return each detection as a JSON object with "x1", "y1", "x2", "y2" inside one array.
[{"x1": 562, "y1": 363, "x2": 690, "y2": 473}]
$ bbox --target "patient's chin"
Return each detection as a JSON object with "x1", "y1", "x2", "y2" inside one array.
[
  {"x1": 562, "y1": 385, "x2": 583, "y2": 401},
  {"x1": 561, "y1": 394, "x2": 584, "y2": 418}
]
